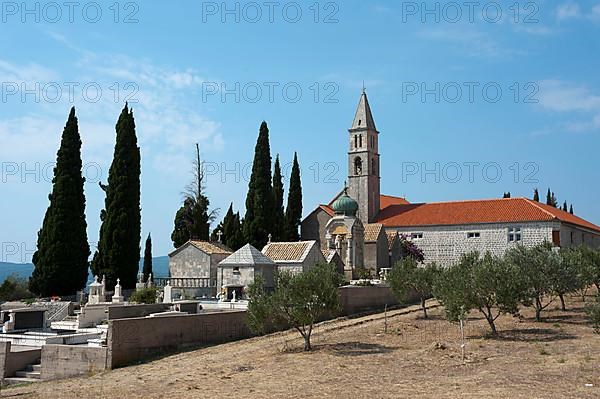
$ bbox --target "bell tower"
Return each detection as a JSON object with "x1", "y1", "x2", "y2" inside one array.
[{"x1": 347, "y1": 89, "x2": 380, "y2": 223}]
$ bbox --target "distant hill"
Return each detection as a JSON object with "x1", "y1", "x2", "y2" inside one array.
[{"x1": 0, "y1": 256, "x2": 170, "y2": 283}]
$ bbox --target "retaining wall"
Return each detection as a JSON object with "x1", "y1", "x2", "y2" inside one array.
[
  {"x1": 0, "y1": 342, "x2": 41, "y2": 379},
  {"x1": 40, "y1": 345, "x2": 108, "y2": 380},
  {"x1": 339, "y1": 285, "x2": 398, "y2": 315},
  {"x1": 108, "y1": 310, "x2": 251, "y2": 368},
  {"x1": 107, "y1": 303, "x2": 171, "y2": 320}
]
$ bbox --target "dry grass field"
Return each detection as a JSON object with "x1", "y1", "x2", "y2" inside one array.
[{"x1": 4, "y1": 294, "x2": 600, "y2": 399}]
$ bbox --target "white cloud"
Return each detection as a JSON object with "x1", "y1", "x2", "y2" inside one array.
[
  {"x1": 537, "y1": 80, "x2": 600, "y2": 133},
  {"x1": 556, "y1": 3, "x2": 581, "y2": 20}
]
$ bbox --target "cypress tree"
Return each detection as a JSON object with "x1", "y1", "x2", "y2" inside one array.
[
  {"x1": 243, "y1": 121, "x2": 274, "y2": 249},
  {"x1": 503, "y1": 192, "x2": 511, "y2": 199},
  {"x1": 30, "y1": 107, "x2": 90, "y2": 297},
  {"x1": 284, "y1": 152, "x2": 303, "y2": 241},
  {"x1": 142, "y1": 233, "x2": 153, "y2": 283},
  {"x1": 272, "y1": 155, "x2": 285, "y2": 241},
  {"x1": 218, "y1": 203, "x2": 244, "y2": 250},
  {"x1": 533, "y1": 188, "x2": 539, "y2": 202},
  {"x1": 562, "y1": 201, "x2": 568, "y2": 212},
  {"x1": 551, "y1": 192, "x2": 558, "y2": 208},
  {"x1": 570, "y1": 204, "x2": 574, "y2": 215},
  {"x1": 91, "y1": 104, "x2": 141, "y2": 289},
  {"x1": 546, "y1": 188, "x2": 552, "y2": 206}
]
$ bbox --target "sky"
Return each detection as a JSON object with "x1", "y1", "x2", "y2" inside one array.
[{"x1": 1, "y1": 0, "x2": 600, "y2": 263}]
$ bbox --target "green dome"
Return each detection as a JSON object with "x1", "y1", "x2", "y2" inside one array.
[{"x1": 332, "y1": 190, "x2": 359, "y2": 216}]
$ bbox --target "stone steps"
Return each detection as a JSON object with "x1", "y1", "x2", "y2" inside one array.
[
  {"x1": 14, "y1": 370, "x2": 40, "y2": 379},
  {"x1": 3, "y1": 376, "x2": 40, "y2": 385}
]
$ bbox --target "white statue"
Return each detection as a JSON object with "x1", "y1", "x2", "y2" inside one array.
[
  {"x1": 231, "y1": 290, "x2": 237, "y2": 303},
  {"x1": 163, "y1": 280, "x2": 173, "y2": 304}
]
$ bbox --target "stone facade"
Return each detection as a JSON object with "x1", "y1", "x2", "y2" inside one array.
[
  {"x1": 301, "y1": 206, "x2": 334, "y2": 251},
  {"x1": 388, "y1": 221, "x2": 600, "y2": 266}
]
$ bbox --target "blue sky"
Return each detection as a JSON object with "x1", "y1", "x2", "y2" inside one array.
[{"x1": 1, "y1": 0, "x2": 600, "y2": 262}]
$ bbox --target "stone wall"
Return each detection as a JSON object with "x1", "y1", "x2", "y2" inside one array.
[
  {"x1": 389, "y1": 221, "x2": 559, "y2": 266},
  {"x1": 0, "y1": 342, "x2": 41, "y2": 379},
  {"x1": 107, "y1": 303, "x2": 171, "y2": 320},
  {"x1": 40, "y1": 345, "x2": 107, "y2": 380},
  {"x1": 108, "y1": 310, "x2": 252, "y2": 368},
  {"x1": 559, "y1": 222, "x2": 600, "y2": 249},
  {"x1": 339, "y1": 285, "x2": 398, "y2": 315},
  {"x1": 301, "y1": 208, "x2": 332, "y2": 250}
]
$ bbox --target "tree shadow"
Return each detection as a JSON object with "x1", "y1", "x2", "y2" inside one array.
[
  {"x1": 543, "y1": 314, "x2": 591, "y2": 326},
  {"x1": 319, "y1": 341, "x2": 397, "y2": 357},
  {"x1": 494, "y1": 328, "x2": 577, "y2": 343}
]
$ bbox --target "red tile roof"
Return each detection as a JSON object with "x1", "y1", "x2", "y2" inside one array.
[
  {"x1": 376, "y1": 197, "x2": 600, "y2": 233},
  {"x1": 319, "y1": 204, "x2": 335, "y2": 217},
  {"x1": 380, "y1": 194, "x2": 410, "y2": 209}
]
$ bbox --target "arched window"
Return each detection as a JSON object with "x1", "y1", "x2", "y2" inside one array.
[{"x1": 354, "y1": 157, "x2": 362, "y2": 175}]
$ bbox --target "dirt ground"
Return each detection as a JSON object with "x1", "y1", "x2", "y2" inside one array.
[{"x1": 4, "y1": 294, "x2": 600, "y2": 399}]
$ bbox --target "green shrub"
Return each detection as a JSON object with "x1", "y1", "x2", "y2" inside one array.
[
  {"x1": 586, "y1": 296, "x2": 600, "y2": 334},
  {"x1": 0, "y1": 275, "x2": 35, "y2": 301},
  {"x1": 129, "y1": 287, "x2": 158, "y2": 304}
]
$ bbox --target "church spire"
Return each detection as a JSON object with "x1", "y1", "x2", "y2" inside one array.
[{"x1": 350, "y1": 89, "x2": 377, "y2": 131}]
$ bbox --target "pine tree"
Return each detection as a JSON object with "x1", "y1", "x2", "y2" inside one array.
[
  {"x1": 570, "y1": 204, "x2": 574, "y2": 215},
  {"x1": 143, "y1": 233, "x2": 153, "y2": 283},
  {"x1": 533, "y1": 188, "x2": 539, "y2": 202},
  {"x1": 91, "y1": 104, "x2": 141, "y2": 289},
  {"x1": 284, "y1": 152, "x2": 303, "y2": 241},
  {"x1": 244, "y1": 121, "x2": 274, "y2": 249},
  {"x1": 272, "y1": 155, "x2": 285, "y2": 241},
  {"x1": 562, "y1": 201, "x2": 568, "y2": 212},
  {"x1": 171, "y1": 144, "x2": 216, "y2": 247},
  {"x1": 30, "y1": 107, "x2": 90, "y2": 297}
]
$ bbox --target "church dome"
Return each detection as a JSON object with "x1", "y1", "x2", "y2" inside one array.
[{"x1": 332, "y1": 188, "x2": 359, "y2": 217}]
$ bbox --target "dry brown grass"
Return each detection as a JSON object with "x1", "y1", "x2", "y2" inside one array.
[{"x1": 5, "y1": 294, "x2": 600, "y2": 399}]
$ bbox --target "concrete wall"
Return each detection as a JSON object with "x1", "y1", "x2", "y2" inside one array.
[
  {"x1": 388, "y1": 221, "x2": 558, "y2": 266},
  {"x1": 338, "y1": 285, "x2": 398, "y2": 315},
  {"x1": 107, "y1": 303, "x2": 171, "y2": 320},
  {"x1": 0, "y1": 342, "x2": 41, "y2": 379},
  {"x1": 108, "y1": 310, "x2": 251, "y2": 368},
  {"x1": 364, "y1": 231, "x2": 389, "y2": 272},
  {"x1": 77, "y1": 304, "x2": 109, "y2": 328},
  {"x1": 40, "y1": 345, "x2": 107, "y2": 380}
]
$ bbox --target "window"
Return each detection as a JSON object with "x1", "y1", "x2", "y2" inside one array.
[
  {"x1": 570, "y1": 231, "x2": 574, "y2": 244},
  {"x1": 354, "y1": 135, "x2": 358, "y2": 149},
  {"x1": 233, "y1": 267, "x2": 240, "y2": 274},
  {"x1": 358, "y1": 119, "x2": 362, "y2": 126},
  {"x1": 467, "y1": 232, "x2": 480, "y2": 239},
  {"x1": 354, "y1": 157, "x2": 362, "y2": 175},
  {"x1": 508, "y1": 227, "x2": 522, "y2": 242},
  {"x1": 411, "y1": 232, "x2": 423, "y2": 239},
  {"x1": 359, "y1": 134, "x2": 363, "y2": 148},
  {"x1": 371, "y1": 158, "x2": 376, "y2": 175}
]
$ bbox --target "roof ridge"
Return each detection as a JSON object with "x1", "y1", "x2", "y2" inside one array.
[{"x1": 522, "y1": 198, "x2": 559, "y2": 220}]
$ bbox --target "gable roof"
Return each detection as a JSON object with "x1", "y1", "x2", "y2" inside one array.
[
  {"x1": 262, "y1": 241, "x2": 318, "y2": 262},
  {"x1": 364, "y1": 223, "x2": 384, "y2": 242},
  {"x1": 376, "y1": 197, "x2": 600, "y2": 233},
  {"x1": 386, "y1": 231, "x2": 399, "y2": 250},
  {"x1": 168, "y1": 240, "x2": 232, "y2": 257},
  {"x1": 321, "y1": 249, "x2": 341, "y2": 263},
  {"x1": 219, "y1": 244, "x2": 275, "y2": 266},
  {"x1": 304, "y1": 195, "x2": 409, "y2": 223}
]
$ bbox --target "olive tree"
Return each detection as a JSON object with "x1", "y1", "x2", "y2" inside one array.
[
  {"x1": 505, "y1": 243, "x2": 560, "y2": 321},
  {"x1": 435, "y1": 252, "x2": 522, "y2": 335},
  {"x1": 247, "y1": 263, "x2": 343, "y2": 351},
  {"x1": 388, "y1": 257, "x2": 439, "y2": 318}
]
